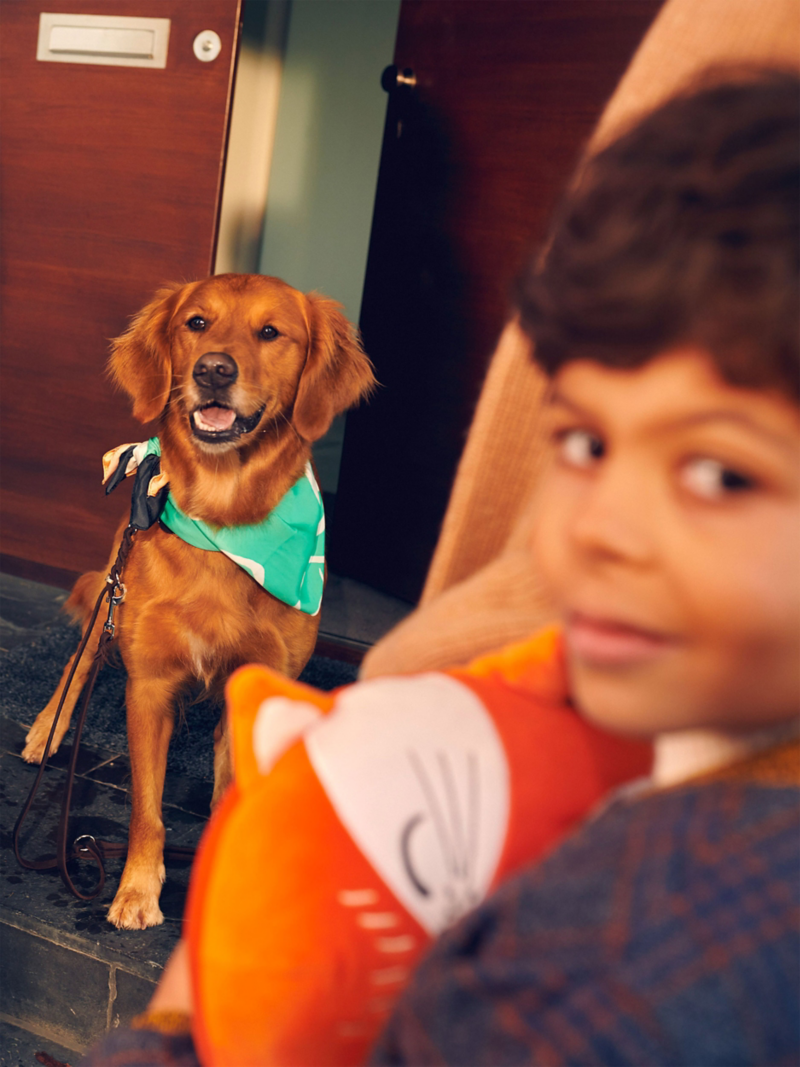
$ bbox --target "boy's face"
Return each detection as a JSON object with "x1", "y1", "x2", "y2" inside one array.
[{"x1": 532, "y1": 347, "x2": 800, "y2": 736}]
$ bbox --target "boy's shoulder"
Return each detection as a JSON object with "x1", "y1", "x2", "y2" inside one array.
[{"x1": 373, "y1": 748, "x2": 800, "y2": 1066}]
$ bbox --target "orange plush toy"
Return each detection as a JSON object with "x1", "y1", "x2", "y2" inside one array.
[{"x1": 185, "y1": 627, "x2": 651, "y2": 1066}]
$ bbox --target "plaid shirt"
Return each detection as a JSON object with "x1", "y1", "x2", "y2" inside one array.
[{"x1": 371, "y1": 776, "x2": 800, "y2": 1066}]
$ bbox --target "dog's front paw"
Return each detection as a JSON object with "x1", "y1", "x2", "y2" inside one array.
[
  {"x1": 107, "y1": 886, "x2": 164, "y2": 930},
  {"x1": 22, "y1": 718, "x2": 60, "y2": 764}
]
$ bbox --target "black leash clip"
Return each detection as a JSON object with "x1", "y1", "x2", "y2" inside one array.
[{"x1": 103, "y1": 578, "x2": 127, "y2": 637}]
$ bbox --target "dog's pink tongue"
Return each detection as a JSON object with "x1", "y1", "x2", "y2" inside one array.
[{"x1": 196, "y1": 406, "x2": 236, "y2": 432}]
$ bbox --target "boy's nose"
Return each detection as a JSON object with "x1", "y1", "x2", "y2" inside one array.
[{"x1": 570, "y1": 464, "x2": 655, "y2": 566}]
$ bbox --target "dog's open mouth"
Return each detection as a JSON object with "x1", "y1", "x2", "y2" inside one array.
[{"x1": 191, "y1": 404, "x2": 265, "y2": 443}]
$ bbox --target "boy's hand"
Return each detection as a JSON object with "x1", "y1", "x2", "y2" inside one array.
[{"x1": 147, "y1": 939, "x2": 193, "y2": 1016}]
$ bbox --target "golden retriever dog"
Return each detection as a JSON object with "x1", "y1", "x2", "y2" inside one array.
[{"x1": 22, "y1": 273, "x2": 375, "y2": 929}]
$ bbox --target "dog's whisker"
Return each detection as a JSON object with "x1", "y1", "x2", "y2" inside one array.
[{"x1": 276, "y1": 408, "x2": 303, "y2": 444}]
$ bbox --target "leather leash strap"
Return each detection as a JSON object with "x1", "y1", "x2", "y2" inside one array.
[{"x1": 13, "y1": 525, "x2": 194, "y2": 901}]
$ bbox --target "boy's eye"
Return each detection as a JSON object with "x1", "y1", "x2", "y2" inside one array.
[
  {"x1": 680, "y1": 457, "x2": 755, "y2": 500},
  {"x1": 557, "y1": 428, "x2": 605, "y2": 468}
]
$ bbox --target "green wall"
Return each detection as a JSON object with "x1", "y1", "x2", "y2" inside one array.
[
  {"x1": 259, "y1": 0, "x2": 400, "y2": 323},
  {"x1": 259, "y1": 0, "x2": 400, "y2": 492}
]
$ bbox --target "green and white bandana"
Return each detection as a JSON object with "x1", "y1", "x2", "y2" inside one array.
[{"x1": 113, "y1": 438, "x2": 325, "y2": 616}]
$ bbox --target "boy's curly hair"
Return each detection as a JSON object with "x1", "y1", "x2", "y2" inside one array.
[{"x1": 516, "y1": 68, "x2": 800, "y2": 399}]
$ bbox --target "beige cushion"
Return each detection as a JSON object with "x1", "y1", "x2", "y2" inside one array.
[{"x1": 418, "y1": 320, "x2": 549, "y2": 602}]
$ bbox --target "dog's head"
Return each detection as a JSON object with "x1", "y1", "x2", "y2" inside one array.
[{"x1": 109, "y1": 274, "x2": 375, "y2": 449}]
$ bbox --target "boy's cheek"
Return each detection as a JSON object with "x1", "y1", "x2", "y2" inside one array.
[
  {"x1": 528, "y1": 489, "x2": 572, "y2": 607},
  {"x1": 690, "y1": 537, "x2": 800, "y2": 664},
  {"x1": 713, "y1": 627, "x2": 800, "y2": 726}
]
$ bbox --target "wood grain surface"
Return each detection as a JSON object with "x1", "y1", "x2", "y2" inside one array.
[{"x1": 0, "y1": 0, "x2": 241, "y2": 582}]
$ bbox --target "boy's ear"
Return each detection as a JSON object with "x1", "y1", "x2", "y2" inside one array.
[
  {"x1": 292, "y1": 293, "x2": 376, "y2": 442},
  {"x1": 108, "y1": 282, "x2": 185, "y2": 423}
]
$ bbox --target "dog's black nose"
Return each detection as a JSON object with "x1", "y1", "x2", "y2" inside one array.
[{"x1": 193, "y1": 351, "x2": 238, "y2": 390}]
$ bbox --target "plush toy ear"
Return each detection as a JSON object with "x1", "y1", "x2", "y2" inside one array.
[
  {"x1": 292, "y1": 293, "x2": 376, "y2": 442},
  {"x1": 108, "y1": 282, "x2": 185, "y2": 423}
]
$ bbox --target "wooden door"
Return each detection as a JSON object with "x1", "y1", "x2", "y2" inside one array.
[
  {"x1": 0, "y1": 0, "x2": 241, "y2": 586},
  {"x1": 330, "y1": 0, "x2": 662, "y2": 603}
]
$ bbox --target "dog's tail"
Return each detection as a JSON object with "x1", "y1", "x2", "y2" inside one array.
[{"x1": 65, "y1": 570, "x2": 106, "y2": 626}]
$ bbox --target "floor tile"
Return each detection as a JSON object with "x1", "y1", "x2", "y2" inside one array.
[
  {"x1": 0, "y1": 923, "x2": 109, "y2": 1049},
  {"x1": 0, "y1": 1017, "x2": 78, "y2": 1066}
]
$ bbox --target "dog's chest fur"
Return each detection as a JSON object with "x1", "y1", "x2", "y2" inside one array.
[{"x1": 117, "y1": 527, "x2": 309, "y2": 684}]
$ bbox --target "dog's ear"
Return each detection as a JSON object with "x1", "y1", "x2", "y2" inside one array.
[
  {"x1": 293, "y1": 293, "x2": 376, "y2": 442},
  {"x1": 108, "y1": 283, "x2": 185, "y2": 423}
]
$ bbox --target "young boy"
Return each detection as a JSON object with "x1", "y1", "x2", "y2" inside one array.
[
  {"x1": 81, "y1": 70, "x2": 798, "y2": 1067},
  {"x1": 371, "y1": 70, "x2": 800, "y2": 1066}
]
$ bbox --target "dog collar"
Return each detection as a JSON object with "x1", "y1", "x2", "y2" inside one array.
[{"x1": 102, "y1": 437, "x2": 325, "y2": 616}]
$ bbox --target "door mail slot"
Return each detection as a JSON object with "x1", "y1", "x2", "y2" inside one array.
[{"x1": 36, "y1": 13, "x2": 170, "y2": 68}]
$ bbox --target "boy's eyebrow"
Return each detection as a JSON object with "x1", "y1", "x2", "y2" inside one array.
[
  {"x1": 652, "y1": 405, "x2": 797, "y2": 452},
  {"x1": 668, "y1": 410, "x2": 799, "y2": 455}
]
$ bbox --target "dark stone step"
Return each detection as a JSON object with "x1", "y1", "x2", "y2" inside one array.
[
  {"x1": 1, "y1": 714, "x2": 207, "y2": 1054},
  {"x1": 0, "y1": 1016, "x2": 76, "y2": 1067}
]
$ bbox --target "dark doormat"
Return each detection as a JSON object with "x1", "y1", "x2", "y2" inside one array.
[{"x1": 0, "y1": 619, "x2": 358, "y2": 781}]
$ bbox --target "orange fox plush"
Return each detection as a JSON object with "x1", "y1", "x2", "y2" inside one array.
[{"x1": 185, "y1": 627, "x2": 652, "y2": 1066}]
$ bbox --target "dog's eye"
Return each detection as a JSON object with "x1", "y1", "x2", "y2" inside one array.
[
  {"x1": 260, "y1": 325, "x2": 279, "y2": 341},
  {"x1": 187, "y1": 316, "x2": 206, "y2": 331}
]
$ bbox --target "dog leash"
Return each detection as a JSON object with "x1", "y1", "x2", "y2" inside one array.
[{"x1": 13, "y1": 457, "x2": 195, "y2": 901}]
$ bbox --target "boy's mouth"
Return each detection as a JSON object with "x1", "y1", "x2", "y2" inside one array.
[{"x1": 565, "y1": 612, "x2": 676, "y2": 667}]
